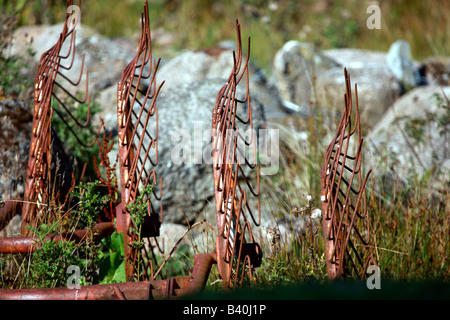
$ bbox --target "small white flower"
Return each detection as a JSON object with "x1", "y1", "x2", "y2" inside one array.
[
  {"x1": 321, "y1": 195, "x2": 326, "y2": 202},
  {"x1": 268, "y1": 2, "x2": 279, "y2": 11},
  {"x1": 307, "y1": 194, "x2": 312, "y2": 201},
  {"x1": 311, "y1": 208, "x2": 322, "y2": 219}
]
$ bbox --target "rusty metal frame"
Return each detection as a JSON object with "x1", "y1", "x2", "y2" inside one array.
[
  {"x1": 0, "y1": 1, "x2": 213, "y2": 300},
  {"x1": 321, "y1": 68, "x2": 376, "y2": 280},
  {"x1": 0, "y1": 222, "x2": 114, "y2": 254},
  {"x1": 212, "y1": 20, "x2": 262, "y2": 288},
  {"x1": 21, "y1": 0, "x2": 93, "y2": 236},
  {"x1": 0, "y1": 3, "x2": 264, "y2": 299},
  {"x1": 0, "y1": 253, "x2": 215, "y2": 299},
  {"x1": 116, "y1": 0, "x2": 164, "y2": 281}
]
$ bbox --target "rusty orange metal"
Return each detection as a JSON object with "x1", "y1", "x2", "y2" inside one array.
[
  {"x1": 0, "y1": 253, "x2": 215, "y2": 300},
  {"x1": 321, "y1": 68, "x2": 376, "y2": 280},
  {"x1": 116, "y1": 0, "x2": 164, "y2": 281},
  {"x1": 212, "y1": 20, "x2": 262, "y2": 288},
  {"x1": 0, "y1": 222, "x2": 114, "y2": 254},
  {"x1": 21, "y1": 0, "x2": 93, "y2": 236},
  {"x1": 0, "y1": 2, "x2": 266, "y2": 299}
]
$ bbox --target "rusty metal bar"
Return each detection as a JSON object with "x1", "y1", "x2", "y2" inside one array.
[
  {"x1": 0, "y1": 253, "x2": 215, "y2": 300},
  {"x1": 0, "y1": 222, "x2": 114, "y2": 254},
  {"x1": 212, "y1": 20, "x2": 261, "y2": 288},
  {"x1": 321, "y1": 68, "x2": 376, "y2": 280}
]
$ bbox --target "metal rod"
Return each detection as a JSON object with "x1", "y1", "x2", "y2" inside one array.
[
  {"x1": 0, "y1": 253, "x2": 216, "y2": 300},
  {"x1": 0, "y1": 222, "x2": 115, "y2": 254}
]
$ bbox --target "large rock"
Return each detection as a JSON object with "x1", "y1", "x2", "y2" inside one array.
[
  {"x1": 0, "y1": 97, "x2": 30, "y2": 203},
  {"x1": 155, "y1": 46, "x2": 292, "y2": 120},
  {"x1": 147, "y1": 223, "x2": 194, "y2": 259},
  {"x1": 0, "y1": 94, "x2": 30, "y2": 236},
  {"x1": 272, "y1": 40, "x2": 340, "y2": 115},
  {"x1": 272, "y1": 41, "x2": 403, "y2": 130},
  {"x1": 318, "y1": 48, "x2": 403, "y2": 130},
  {"x1": 386, "y1": 40, "x2": 421, "y2": 89},
  {"x1": 419, "y1": 56, "x2": 450, "y2": 87},
  {"x1": 365, "y1": 86, "x2": 450, "y2": 195}
]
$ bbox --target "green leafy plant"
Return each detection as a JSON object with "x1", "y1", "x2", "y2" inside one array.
[
  {"x1": 69, "y1": 180, "x2": 109, "y2": 229},
  {"x1": 126, "y1": 184, "x2": 155, "y2": 281},
  {"x1": 21, "y1": 181, "x2": 127, "y2": 288},
  {"x1": 97, "y1": 231, "x2": 126, "y2": 284},
  {"x1": 26, "y1": 223, "x2": 81, "y2": 288},
  {"x1": 68, "y1": 180, "x2": 111, "y2": 284}
]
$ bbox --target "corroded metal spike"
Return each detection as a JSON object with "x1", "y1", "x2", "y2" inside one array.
[{"x1": 321, "y1": 68, "x2": 376, "y2": 280}]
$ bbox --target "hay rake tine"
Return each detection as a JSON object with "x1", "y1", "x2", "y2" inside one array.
[
  {"x1": 21, "y1": 0, "x2": 98, "y2": 236},
  {"x1": 321, "y1": 68, "x2": 376, "y2": 280},
  {"x1": 116, "y1": 0, "x2": 165, "y2": 280},
  {"x1": 212, "y1": 19, "x2": 261, "y2": 288}
]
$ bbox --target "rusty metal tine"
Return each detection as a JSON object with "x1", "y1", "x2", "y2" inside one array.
[
  {"x1": 21, "y1": 0, "x2": 97, "y2": 235},
  {"x1": 57, "y1": 30, "x2": 75, "y2": 61},
  {"x1": 321, "y1": 68, "x2": 376, "y2": 280},
  {"x1": 52, "y1": 94, "x2": 89, "y2": 128},
  {"x1": 212, "y1": 19, "x2": 261, "y2": 288},
  {"x1": 57, "y1": 52, "x2": 86, "y2": 88},
  {"x1": 51, "y1": 107, "x2": 98, "y2": 149},
  {"x1": 117, "y1": 0, "x2": 163, "y2": 280},
  {"x1": 53, "y1": 72, "x2": 90, "y2": 104}
]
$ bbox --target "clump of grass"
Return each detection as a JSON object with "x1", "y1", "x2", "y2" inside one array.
[
  {"x1": 370, "y1": 174, "x2": 449, "y2": 281},
  {"x1": 0, "y1": 178, "x2": 118, "y2": 289},
  {"x1": 125, "y1": 184, "x2": 154, "y2": 281},
  {"x1": 11, "y1": 1, "x2": 450, "y2": 73}
]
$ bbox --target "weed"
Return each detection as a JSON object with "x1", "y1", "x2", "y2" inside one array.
[
  {"x1": 97, "y1": 231, "x2": 126, "y2": 284},
  {"x1": 126, "y1": 184, "x2": 155, "y2": 281},
  {"x1": 93, "y1": 121, "x2": 119, "y2": 221},
  {"x1": 68, "y1": 180, "x2": 112, "y2": 283},
  {"x1": 69, "y1": 180, "x2": 109, "y2": 229},
  {"x1": 25, "y1": 223, "x2": 81, "y2": 288}
]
